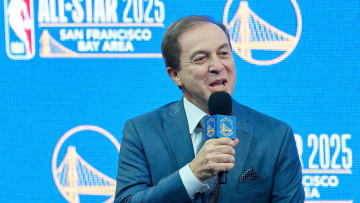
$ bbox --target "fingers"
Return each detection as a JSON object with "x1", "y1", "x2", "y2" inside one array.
[
  {"x1": 190, "y1": 155, "x2": 235, "y2": 180},
  {"x1": 208, "y1": 137, "x2": 234, "y2": 146},
  {"x1": 204, "y1": 144, "x2": 235, "y2": 155},
  {"x1": 213, "y1": 162, "x2": 235, "y2": 172},
  {"x1": 233, "y1": 138, "x2": 239, "y2": 146},
  {"x1": 207, "y1": 137, "x2": 239, "y2": 147},
  {"x1": 190, "y1": 137, "x2": 238, "y2": 181},
  {"x1": 200, "y1": 144, "x2": 236, "y2": 172},
  {"x1": 207, "y1": 153, "x2": 235, "y2": 164},
  {"x1": 200, "y1": 138, "x2": 238, "y2": 157},
  {"x1": 190, "y1": 161, "x2": 234, "y2": 181},
  {"x1": 206, "y1": 162, "x2": 235, "y2": 174}
]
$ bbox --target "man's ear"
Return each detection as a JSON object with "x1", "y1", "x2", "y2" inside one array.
[{"x1": 167, "y1": 67, "x2": 182, "y2": 88}]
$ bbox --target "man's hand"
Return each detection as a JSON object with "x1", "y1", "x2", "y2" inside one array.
[{"x1": 189, "y1": 137, "x2": 239, "y2": 182}]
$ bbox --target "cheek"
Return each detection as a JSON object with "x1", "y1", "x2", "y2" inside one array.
[
  {"x1": 192, "y1": 68, "x2": 209, "y2": 80},
  {"x1": 226, "y1": 59, "x2": 235, "y2": 68},
  {"x1": 226, "y1": 62, "x2": 236, "y2": 75}
]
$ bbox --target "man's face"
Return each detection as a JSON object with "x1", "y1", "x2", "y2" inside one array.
[{"x1": 168, "y1": 22, "x2": 236, "y2": 113}]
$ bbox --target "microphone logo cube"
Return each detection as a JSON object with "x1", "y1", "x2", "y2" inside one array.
[{"x1": 204, "y1": 115, "x2": 236, "y2": 141}]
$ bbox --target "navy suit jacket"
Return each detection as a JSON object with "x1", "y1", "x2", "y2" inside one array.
[{"x1": 115, "y1": 99, "x2": 304, "y2": 203}]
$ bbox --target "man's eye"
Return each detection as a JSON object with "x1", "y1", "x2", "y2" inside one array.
[
  {"x1": 193, "y1": 55, "x2": 208, "y2": 64},
  {"x1": 218, "y1": 51, "x2": 230, "y2": 56}
]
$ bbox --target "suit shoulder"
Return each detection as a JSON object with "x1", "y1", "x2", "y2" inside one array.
[
  {"x1": 126, "y1": 101, "x2": 179, "y2": 125},
  {"x1": 234, "y1": 101, "x2": 291, "y2": 130}
]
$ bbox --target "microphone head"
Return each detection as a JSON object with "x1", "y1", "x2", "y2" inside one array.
[{"x1": 208, "y1": 91, "x2": 232, "y2": 115}]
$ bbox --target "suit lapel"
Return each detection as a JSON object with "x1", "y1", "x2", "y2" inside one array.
[
  {"x1": 162, "y1": 100, "x2": 254, "y2": 175},
  {"x1": 219, "y1": 101, "x2": 255, "y2": 199},
  {"x1": 163, "y1": 100, "x2": 195, "y2": 169},
  {"x1": 232, "y1": 101, "x2": 254, "y2": 177}
]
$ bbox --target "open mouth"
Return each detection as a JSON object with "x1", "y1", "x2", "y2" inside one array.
[{"x1": 210, "y1": 79, "x2": 227, "y2": 90}]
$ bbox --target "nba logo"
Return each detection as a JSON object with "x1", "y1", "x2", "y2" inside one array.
[{"x1": 4, "y1": 0, "x2": 35, "y2": 59}]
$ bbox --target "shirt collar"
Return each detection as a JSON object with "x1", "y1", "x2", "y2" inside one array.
[{"x1": 183, "y1": 97, "x2": 208, "y2": 134}]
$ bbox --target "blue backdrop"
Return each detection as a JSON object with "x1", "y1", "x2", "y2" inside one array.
[{"x1": 1, "y1": 0, "x2": 359, "y2": 202}]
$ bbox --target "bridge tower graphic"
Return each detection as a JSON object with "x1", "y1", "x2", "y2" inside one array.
[
  {"x1": 223, "y1": 0, "x2": 302, "y2": 65},
  {"x1": 40, "y1": 30, "x2": 78, "y2": 57},
  {"x1": 52, "y1": 125, "x2": 120, "y2": 203},
  {"x1": 55, "y1": 146, "x2": 116, "y2": 203}
]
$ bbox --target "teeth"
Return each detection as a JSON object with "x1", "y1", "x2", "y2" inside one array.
[
  {"x1": 214, "y1": 84, "x2": 225, "y2": 90},
  {"x1": 212, "y1": 81, "x2": 225, "y2": 89},
  {"x1": 210, "y1": 80, "x2": 226, "y2": 90}
]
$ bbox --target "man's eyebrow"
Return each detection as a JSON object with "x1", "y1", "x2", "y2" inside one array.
[{"x1": 218, "y1": 43, "x2": 230, "y2": 50}]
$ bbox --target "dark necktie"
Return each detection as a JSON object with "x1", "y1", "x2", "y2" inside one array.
[{"x1": 196, "y1": 118, "x2": 220, "y2": 203}]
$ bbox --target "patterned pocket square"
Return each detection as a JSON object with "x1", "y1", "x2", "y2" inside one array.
[{"x1": 239, "y1": 167, "x2": 261, "y2": 182}]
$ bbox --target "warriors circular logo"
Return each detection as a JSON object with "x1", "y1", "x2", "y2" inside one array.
[
  {"x1": 206, "y1": 118, "x2": 216, "y2": 138},
  {"x1": 52, "y1": 125, "x2": 120, "y2": 203},
  {"x1": 223, "y1": 0, "x2": 302, "y2": 65},
  {"x1": 220, "y1": 117, "x2": 233, "y2": 137}
]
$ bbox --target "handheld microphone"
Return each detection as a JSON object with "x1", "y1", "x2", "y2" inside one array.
[{"x1": 204, "y1": 91, "x2": 236, "y2": 184}]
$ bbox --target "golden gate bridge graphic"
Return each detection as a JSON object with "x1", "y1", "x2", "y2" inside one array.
[
  {"x1": 55, "y1": 146, "x2": 115, "y2": 203},
  {"x1": 40, "y1": 30, "x2": 78, "y2": 58},
  {"x1": 223, "y1": 0, "x2": 302, "y2": 65},
  {"x1": 52, "y1": 125, "x2": 120, "y2": 203}
]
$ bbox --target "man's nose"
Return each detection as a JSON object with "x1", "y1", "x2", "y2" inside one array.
[{"x1": 209, "y1": 57, "x2": 225, "y2": 73}]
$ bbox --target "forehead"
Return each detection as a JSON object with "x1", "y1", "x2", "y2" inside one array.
[{"x1": 178, "y1": 22, "x2": 229, "y2": 57}]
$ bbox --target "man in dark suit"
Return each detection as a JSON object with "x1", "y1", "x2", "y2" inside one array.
[{"x1": 115, "y1": 15, "x2": 304, "y2": 203}]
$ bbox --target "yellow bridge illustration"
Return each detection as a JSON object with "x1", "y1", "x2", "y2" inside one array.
[
  {"x1": 40, "y1": 30, "x2": 78, "y2": 57},
  {"x1": 207, "y1": 124, "x2": 215, "y2": 134},
  {"x1": 227, "y1": 1, "x2": 298, "y2": 62},
  {"x1": 221, "y1": 123, "x2": 232, "y2": 134},
  {"x1": 54, "y1": 146, "x2": 115, "y2": 203}
]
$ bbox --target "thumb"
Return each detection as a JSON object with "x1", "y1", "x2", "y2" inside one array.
[{"x1": 233, "y1": 138, "x2": 239, "y2": 147}]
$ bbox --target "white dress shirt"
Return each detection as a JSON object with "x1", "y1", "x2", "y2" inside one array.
[{"x1": 179, "y1": 97, "x2": 210, "y2": 199}]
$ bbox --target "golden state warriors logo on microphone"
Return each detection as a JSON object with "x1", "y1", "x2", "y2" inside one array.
[
  {"x1": 205, "y1": 115, "x2": 236, "y2": 140},
  {"x1": 206, "y1": 118, "x2": 216, "y2": 138},
  {"x1": 220, "y1": 117, "x2": 234, "y2": 137}
]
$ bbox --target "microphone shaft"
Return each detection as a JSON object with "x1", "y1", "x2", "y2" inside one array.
[{"x1": 218, "y1": 171, "x2": 227, "y2": 184}]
